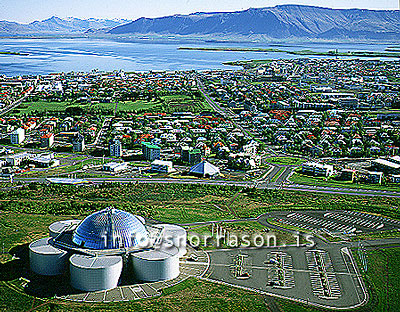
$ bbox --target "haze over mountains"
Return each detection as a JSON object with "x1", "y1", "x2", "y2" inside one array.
[
  {"x1": 0, "y1": 16, "x2": 131, "y2": 34},
  {"x1": 1, "y1": 5, "x2": 400, "y2": 40}
]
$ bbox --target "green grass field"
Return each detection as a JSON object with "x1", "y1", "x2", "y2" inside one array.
[
  {"x1": 265, "y1": 157, "x2": 305, "y2": 166},
  {"x1": 93, "y1": 95, "x2": 211, "y2": 114},
  {"x1": 354, "y1": 247, "x2": 400, "y2": 312},
  {"x1": 15, "y1": 94, "x2": 211, "y2": 116},
  {"x1": 270, "y1": 167, "x2": 286, "y2": 183},
  {"x1": 16, "y1": 101, "x2": 72, "y2": 114},
  {"x1": 290, "y1": 172, "x2": 400, "y2": 192}
]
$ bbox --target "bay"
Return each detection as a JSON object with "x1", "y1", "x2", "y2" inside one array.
[{"x1": 0, "y1": 37, "x2": 393, "y2": 76}]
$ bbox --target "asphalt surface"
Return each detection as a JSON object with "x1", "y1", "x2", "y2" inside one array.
[
  {"x1": 11, "y1": 174, "x2": 400, "y2": 198},
  {"x1": 199, "y1": 209, "x2": 400, "y2": 310}
]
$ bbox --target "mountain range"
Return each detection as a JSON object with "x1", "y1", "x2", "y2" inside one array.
[
  {"x1": 109, "y1": 5, "x2": 400, "y2": 40},
  {"x1": 0, "y1": 16, "x2": 131, "y2": 34},
  {"x1": 1, "y1": 5, "x2": 400, "y2": 40}
]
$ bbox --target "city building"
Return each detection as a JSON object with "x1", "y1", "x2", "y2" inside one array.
[
  {"x1": 40, "y1": 133, "x2": 55, "y2": 148},
  {"x1": 302, "y1": 162, "x2": 334, "y2": 177},
  {"x1": 103, "y1": 162, "x2": 128, "y2": 173},
  {"x1": 151, "y1": 160, "x2": 174, "y2": 173},
  {"x1": 367, "y1": 171, "x2": 384, "y2": 184},
  {"x1": 181, "y1": 146, "x2": 190, "y2": 162},
  {"x1": 188, "y1": 149, "x2": 202, "y2": 165},
  {"x1": 5, "y1": 152, "x2": 31, "y2": 167},
  {"x1": 142, "y1": 142, "x2": 161, "y2": 161},
  {"x1": 389, "y1": 175, "x2": 400, "y2": 183},
  {"x1": 371, "y1": 158, "x2": 400, "y2": 174},
  {"x1": 31, "y1": 153, "x2": 60, "y2": 168},
  {"x1": 189, "y1": 160, "x2": 220, "y2": 178},
  {"x1": 109, "y1": 139, "x2": 122, "y2": 157},
  {"x1": 10, "y1": 128, "x2": 25, "y2": 144},
  {"x1": 73, "y1": 133, "x2": 85, "y2": 152},
  {"x1": 340, "y1": 169, "x2": 356, "y2": 182}
]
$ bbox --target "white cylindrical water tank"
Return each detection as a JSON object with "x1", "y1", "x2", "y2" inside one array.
[
  {"x1": 29, "y1": 237, "x2": 68, "y2": 276},
  {"x1": 135, "y1": 215, "x2": 145, "y2": 224},
  {"x1": 160, "y1": 224, "x2": 187, "y2": 257},
  {"x1": 70, "y1": 254, "x2": 123, "y2": 292},
  {"x1": 49, "y1": 220, "x2": 81, "y2": 238},
  {"x1": 131, "y1": 246, "x2": 180, "y2": 282}
]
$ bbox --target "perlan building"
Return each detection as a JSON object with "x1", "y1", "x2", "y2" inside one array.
[{"x1": 29, "y1": 208, "x2": 187, "y2": 292}]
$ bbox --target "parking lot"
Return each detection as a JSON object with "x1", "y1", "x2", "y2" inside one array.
[
  {"x1": 266, "y1": 251, "x2": 295, "y2": 289},
  {"x1": 306, "y1": 249, "x2": 341, "y2": 299},
  {"x1": 204, "y1": 242, "x2": 367, "y2": 310},
  {"x1": 267, "y1": 210, "x2": 400, "y2": 236}
]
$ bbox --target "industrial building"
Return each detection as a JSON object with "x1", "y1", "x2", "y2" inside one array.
[{"x1": 29, "y1": 208, "x2": 187, "y2": 293}]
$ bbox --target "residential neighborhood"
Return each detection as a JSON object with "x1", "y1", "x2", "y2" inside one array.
[{"x1": 0, "y1": 58, "x2": 399, "y2": 186}]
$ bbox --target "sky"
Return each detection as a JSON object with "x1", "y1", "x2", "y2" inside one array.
[{"x1": 0, "y1": 0, "x2": 398, "y2": 23}]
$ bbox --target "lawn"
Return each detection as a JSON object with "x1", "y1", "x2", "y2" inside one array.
[
  {"x1": 15, "y1": 101, "x2": 72, "y2": 114},
  {"x1": 93, "y1": 100, "x2": 163, "y2": 112},
  {"x1": 93, "y1": 96, "x2": 211, "y2": 114},
  {"x1": 14, "y1": 95, "x2": 210, "y2": 116},
  {"x1": 265, "y1": 157, "x2": 305, "y2": 166},
  {"x1": 354, "y1": 247, "x2": 400, "y2": 312},
  {"x1": 19, "y1": 159, "x2": 102, "y2": 177}
]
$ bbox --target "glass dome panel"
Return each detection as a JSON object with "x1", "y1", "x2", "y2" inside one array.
[{"x1": 72, "y1": 208, "x2": 148, "y2": 249}]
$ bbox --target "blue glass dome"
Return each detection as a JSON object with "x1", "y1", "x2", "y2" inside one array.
[{"x1": 72, "y1": 208, "x2": 148, "y2": 250}]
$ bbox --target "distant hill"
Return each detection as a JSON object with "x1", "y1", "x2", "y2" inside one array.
[
  {"x1": 109, "y1": 5, "x2": 400, "y2": 40},
  {"x1": 0, "y1": 17, "x2": 132, "y2": 34}
]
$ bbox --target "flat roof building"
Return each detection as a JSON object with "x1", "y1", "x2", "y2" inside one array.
[
  {"x1": 142, "y1": 142, "x2": 161, "y2": 161},
  {"x1": 10, "y1": 128, "x2": 25, "y2": 145},
  {"x1": 103, "y1": 162, "x2": 128, "y2": 173}
]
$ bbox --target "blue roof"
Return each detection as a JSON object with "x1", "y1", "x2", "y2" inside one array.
[{"x1": 72, "y1": 208, "x2": 148, "y2": 250}]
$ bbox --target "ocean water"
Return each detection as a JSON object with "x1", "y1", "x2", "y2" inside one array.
[{"x1": 0, "y1": 37, "x2": 394, "y2": 76}]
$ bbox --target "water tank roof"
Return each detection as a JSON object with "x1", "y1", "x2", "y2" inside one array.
[
  {"x1": 49, "y1": 219, "x2": 80, "y2": 236},
  {"x1": 132, "y1": 246, "x2": 179, "y2": 261},
  {"x1": 29, "y1": 237, "x2": 67, "y2": 255},
  {"x1": 70, "y1": 254, "x2": 122, "y2": 269},
  {"x1": 72, "y1": 208, "x2": 148, "y2": 250}
]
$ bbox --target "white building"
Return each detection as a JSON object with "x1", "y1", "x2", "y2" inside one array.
[
  {"x1": 302, "y1": 162, "x2": 334, "y2": 177},
  {"x1": 10, "y1": 128, "x2": 25, "y2": 144},
  {"x1": 6, "y1": 152, "x2": 31, "y2": 167},
  {"x1": 31, "y1": 153, "x2": 60, "y2": 168},
  {"x1": 40, "y1": 133, "x2": 55, "y2": 148},
  {"x1": 103, "y1": 162, "x2": 128, "y2": 173},
  {"x1": 151, "y1": 160, "x2": 174, "y2": 173}
]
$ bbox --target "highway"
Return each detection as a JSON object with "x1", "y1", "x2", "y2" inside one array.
[{"x1": 12, "y1": 175, "x2": 400, "y2": 198}]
